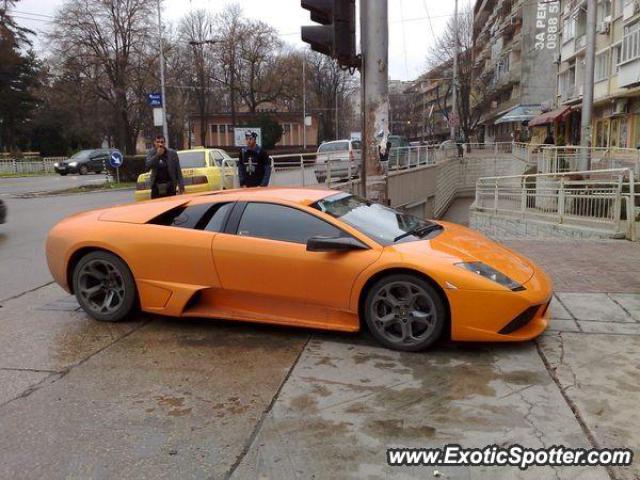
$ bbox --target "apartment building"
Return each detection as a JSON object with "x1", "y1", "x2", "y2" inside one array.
[
  {"x1": 473, "y1": 0, "x2": 560, "y2": 141},
  {"x1": 405, "y1": 62, "x2": 454, "y2": 144},
  {"x1": 556, "y1": 0, "x2": 640, "y2": 148},
  {"x1": 389, "y1": 80, "x2": 417, "y2": 139}
]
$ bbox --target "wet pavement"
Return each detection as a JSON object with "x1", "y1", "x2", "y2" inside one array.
[
  {"x1": 0, "y1": 195, "x2": 639, "y2": 479},
  {"x1": 0, "y1": 281, "x2": 639, "y2": 479}
]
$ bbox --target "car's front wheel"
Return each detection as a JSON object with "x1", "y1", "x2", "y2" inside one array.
[
  {"x1": 79, "y1": 165, "x2": 89, "y2": 175},
  {"x1": 73, "y1": 251, "x2": 137, "y2": 322},
  {"x1": 364, "y1": 274, "x2": 445, "y2": 352}
]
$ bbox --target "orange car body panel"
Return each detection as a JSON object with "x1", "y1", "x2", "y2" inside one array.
[{"x1": 46, "y1": 187, "x2": 552, "y2": 341}]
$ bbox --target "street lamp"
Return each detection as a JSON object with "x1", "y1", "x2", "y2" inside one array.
[{"x1": 156, "y1": 0, "x2": 169, "y2": 146}]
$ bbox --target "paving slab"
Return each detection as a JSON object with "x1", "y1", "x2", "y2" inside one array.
[
  {"x1": 546, "y1": 319, "x2": 581, "y2": 333},
  {"x1": 231, "y1": 336, "x2": 607, "y2": 480},
  {"x1": 556, "y1": 293, "x2": 634, "y2": 323},
  {"x1": 609, "y1": 293, "x2": 640, "y2": 322},
  {"x1": 0, "y1": 369, "x2": 57, "y2": 405},
  {"x1": 0, "y1": 284, "x2": 144, "y2": 372},
  {"x1": 0, "y1": 316, "x2": 309, "y2": 480},
  {"x1": 549, "y1": 295, "x2": 573, "y2": 320},
  {"x1": 538, "y1": 332, "x2": 640, "y2": 480}
]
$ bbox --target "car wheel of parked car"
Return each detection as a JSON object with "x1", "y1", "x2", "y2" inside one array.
[
  {"x1": 73, "y1": 251, "x2": 137, "y2": 322},
  {"x1": 79, "y1": 165, "x2": 89, "y2": 175},
  {"x1": 364, "y1": 274, "x2": 445, "y2": 352},
  {"x1": 59, "y1": 172, "x2": 68, "y2": 176}
]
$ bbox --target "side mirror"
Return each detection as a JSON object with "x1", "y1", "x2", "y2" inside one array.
[{"x1": 306, "y1": 236, "x2": 368, "y2": 253}]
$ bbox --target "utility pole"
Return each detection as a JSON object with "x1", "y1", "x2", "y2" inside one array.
[
  {"x1": 335, "y1": 90, "x2": 339, "y2": 140},
  {"x1": 302, "y1": 54, "x2": 307, "y2": 149},
  {"x1": 579, "y1": 0, "x2": 597, "y2": 170},
  {"x1": 156, "y1": 0, "x2": 169, "y2": 146},
  {"x1": 360, "y1": 0, "x2": 389, "y2": 203},
  {"x1": 450, "y1": 0, "x2": 459, "y2": 141}
]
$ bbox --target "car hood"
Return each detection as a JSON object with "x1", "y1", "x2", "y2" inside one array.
[{"x1": 391, "y1": 221, "x2": 535, "y2": 285}]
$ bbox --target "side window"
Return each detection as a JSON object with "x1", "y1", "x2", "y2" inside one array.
[
  {"x1": 237, "y1": 203, "x2": 345, "y2": 244},
  {"x1": 203, "y1": 202, "x2": 234, "y2": 232},
  {"x1": 150, "y1": 202, "x2": 233, "y2": 231}
]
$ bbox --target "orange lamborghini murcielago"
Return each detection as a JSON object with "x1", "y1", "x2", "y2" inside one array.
[{"x1": 46, "y1": 188, "x2": 552, "y2": 351}]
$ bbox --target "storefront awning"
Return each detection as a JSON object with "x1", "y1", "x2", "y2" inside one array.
[
  {"x1": 528, "y1": 107, "x2": 572, "y2": 127},
  {"x1": 494, "y1": 105, "x2": 542, "y2": 125}
]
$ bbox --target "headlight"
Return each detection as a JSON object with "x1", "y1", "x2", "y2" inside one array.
[
  {"x1": 53, "y1": 162, "x2": 59, "y2": 167},
  {"x1": 456, "y1": 262, "x2": 524, "y2": 291},
  {"x1": 68, "y1": 162, "x2": 78, "y2": 167}
]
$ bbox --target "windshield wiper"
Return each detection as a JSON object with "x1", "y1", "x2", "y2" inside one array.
[{"x1": 393, "y1": 223, "x2": 443, "y2": 243}]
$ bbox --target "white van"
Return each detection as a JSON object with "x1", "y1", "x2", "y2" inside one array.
[{"x1": 314, "y1": 139, "x2": 362, "y2": 183}]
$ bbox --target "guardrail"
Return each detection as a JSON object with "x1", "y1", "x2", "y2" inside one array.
[{"x1": 474, "y1": 168, "x2": 636, "y2": 240}]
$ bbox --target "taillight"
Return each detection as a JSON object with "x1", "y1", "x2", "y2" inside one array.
[{"x1": 192, "y1": 176, "x2": 208, "y2": 185}]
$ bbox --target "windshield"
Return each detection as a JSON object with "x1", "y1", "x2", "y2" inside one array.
[
  {"x1": 70, "y1": 150, "x2": 93, "y2": 160},
  {"x1": 178, "y1": 151, "x2": 207, "y2": 168},
  {"x1": 313, "y1": 193, "x2": 439, "y2": 245}
]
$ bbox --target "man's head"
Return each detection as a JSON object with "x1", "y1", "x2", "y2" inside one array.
[
  {"x1": 154, "y1": 135, "x2": 166, "y2": 150},
  {"x1": 245, "y1": 131, "x2": 257, "y2": 149}
]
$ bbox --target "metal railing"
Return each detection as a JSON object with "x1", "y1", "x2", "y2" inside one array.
[
  {"x1": 474, "y1": 168, "x2": 637, "y2": 239},
  {"x1": 0, "y1": 157, "x2": 65, "y2": 175},
  {"x1": 539, "y1": 146, "x2": 640, "y2": 175}
]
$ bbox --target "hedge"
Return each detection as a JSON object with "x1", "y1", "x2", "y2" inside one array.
[{"x1": 106, "y1": 155, "x2": 147, "y2": 182}]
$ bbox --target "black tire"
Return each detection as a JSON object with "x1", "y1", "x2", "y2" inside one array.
[
  {"x1": 79, "y1": 165, "x2": 89, "y2": 175},
  {"x1": 59, "y1": 172, "x2": 68, "y2": 176},
  {"x1": 95, "y1": 169, "x2": 102, "y2": 174},
  {"x1": 72, "y1": 251, "x2": 137, "y2": 322},
  {"x1": 364, "y1": 274, "x2": 445, "y2": 352}
]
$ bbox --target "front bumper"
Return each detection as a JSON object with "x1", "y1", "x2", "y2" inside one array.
[
  {"x1": 448, "y1": 266, "x2": 552, "y2": 342},
  {"x1": 54, "y1": 165, "x2": 78, "y2": 174}
]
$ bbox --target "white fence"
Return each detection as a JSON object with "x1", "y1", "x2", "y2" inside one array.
[
  {"x1": 538, "y1": 146, "x2": 640, "y2": 175},
  {"x1": 474, "y1": 168, "x2": 637, "y2": 240},
  {"x1": 0, "y1": 157, "x2": 65, "y2": 175}
]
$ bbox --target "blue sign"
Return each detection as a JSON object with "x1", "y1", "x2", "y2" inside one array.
[
  {"x1": 109, "y1": 151, "x2": 124, "y2": 169},
  {"x1": 147, "y1": 93, "x2": 162, "y2": 107}
]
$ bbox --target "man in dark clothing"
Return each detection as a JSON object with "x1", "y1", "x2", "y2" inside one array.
[
  {"x1": 238, "y1": 131, "x2": 271, "y2": 187},
  {"x1": 145, "y1": 135, "x2": 185, "y2": 199}
]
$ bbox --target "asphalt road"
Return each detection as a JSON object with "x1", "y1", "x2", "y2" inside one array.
[
  {"x1": 0, "y1": 173, "x2": 107, "y2": 196},
  {"x1": 0, "y1": 190, "x2": 133, "y2": 302}
]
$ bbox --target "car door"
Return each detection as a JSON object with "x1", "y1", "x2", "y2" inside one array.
[{"x1": 212, "y1": 202, "x2": 382, "y2": 328}]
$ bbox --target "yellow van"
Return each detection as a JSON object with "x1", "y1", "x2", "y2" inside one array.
[{"x1": 135, "y1": 148, "x2": 237, "y2": 201}]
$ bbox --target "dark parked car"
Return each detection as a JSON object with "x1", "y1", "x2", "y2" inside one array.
[
  {"x1": 0, "y1": 199, "x2": 6, "y2": 224},
  {"x1": 54, "y1": 149, "x2": 120, "y2": 176}
]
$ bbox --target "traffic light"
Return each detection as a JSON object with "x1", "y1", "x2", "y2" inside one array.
[{"x1": 301, "y1": 0, "x2": 359, "y2": 68}]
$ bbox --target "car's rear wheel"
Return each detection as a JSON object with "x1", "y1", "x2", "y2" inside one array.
[
  {"x1": 79, "y1": 165, "x2": 88, "y2": 175},
  {"x1": 364, "y1": 274, "x2": 445, "y2": 352},
  {"x1": 73, "y1": 251, "x2": 137, "y2": 322},
  {"x1": 59, "y1": 172, "x2": 68, "y2": 176}
]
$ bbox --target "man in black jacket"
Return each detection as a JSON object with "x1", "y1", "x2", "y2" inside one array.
[
  {"x1": 238, "y1": 131, "x2": 271, "y2": 187},
  {"x1": 145, "y1": 135, "x2": 185, "y2": 199}
]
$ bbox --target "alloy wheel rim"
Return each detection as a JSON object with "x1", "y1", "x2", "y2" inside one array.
[
  {"x1": 78, "y1": 259, "x2": 126, "y2": 315},
  {"x1": 370, "y1": 281, "x2": 436, "y2": 345}
]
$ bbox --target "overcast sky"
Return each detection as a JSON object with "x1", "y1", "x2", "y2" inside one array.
[{"x1": 11, "y1": 0, "x2": 472, "y2": 81}]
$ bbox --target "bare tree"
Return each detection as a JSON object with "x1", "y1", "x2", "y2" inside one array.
[
  {"x1": 305, "y1": 51, "x2": 358, "y2": 141},
  {"x1": 179, "y1": 10, "x2": 221, "y2": 146},
  {"x1": 427, "y1": 7, "x2": 487, "y2": 142},
  {"x1": 50, "y1": 0, "x2": 157, "y2": 154}
]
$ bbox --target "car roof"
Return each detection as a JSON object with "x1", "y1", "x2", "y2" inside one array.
[{"x1": 190, "y1": 187, "x2": 340, "y2": 206}]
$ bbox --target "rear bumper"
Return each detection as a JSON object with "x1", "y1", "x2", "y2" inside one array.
[{"x1": 449, "y1": 267, "x2": 552, "y2": 342}]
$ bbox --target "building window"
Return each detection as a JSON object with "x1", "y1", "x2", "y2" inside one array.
[
  {"x1": 621, "y1": 21, "x2": 640, "y2": 64},
  {"x1": 595, "y1": 51, "x2": 609, "y2": 82},
  {"x1": 563, "y1": 17, "x2": 576, "y2": 42},
  {"x1": 220, "y1": 125, "x2": 226, "y2": 133},
  {"x1": 611, "y1": 43, "x2": 622, "y2": 73}
]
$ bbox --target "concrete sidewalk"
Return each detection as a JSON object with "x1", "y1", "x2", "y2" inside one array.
[{"x1": 1, "y1": 247, "x2": 639, "y2": 478}]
